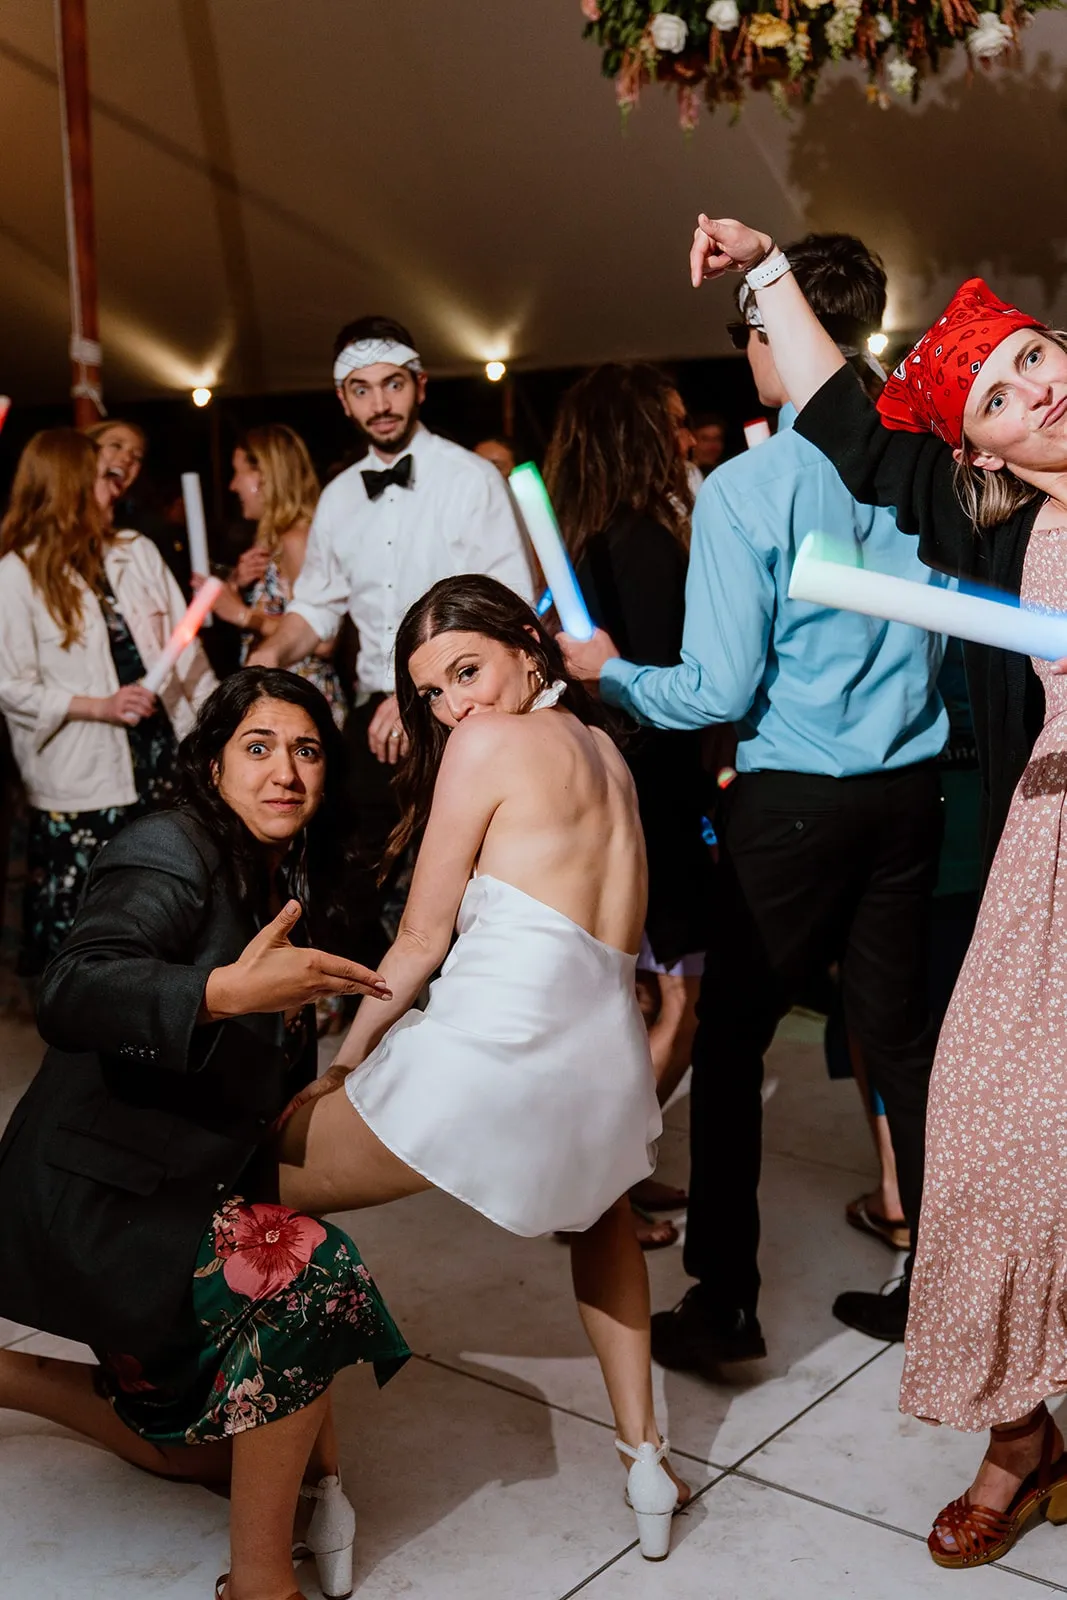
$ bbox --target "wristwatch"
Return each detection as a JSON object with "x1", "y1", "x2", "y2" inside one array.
[{"x1": 744, "y1": 248, "x2": 792, "y2": 292}]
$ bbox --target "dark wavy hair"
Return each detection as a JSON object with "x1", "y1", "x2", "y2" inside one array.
[
  {"x1": 172, "y1": 668, "x2": 348, "y2": 941},
  {"x1": 383, "y1": 574, "x2": 606, "y2": 877},
  {"x1": 543, "y1": 363, "x2": 692, "y2": 566}
]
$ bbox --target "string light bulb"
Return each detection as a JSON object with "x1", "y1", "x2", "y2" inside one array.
[
  {"x1": 867, "y1": 332, "x2": 889, "y2": 357},
  {"x1": 485, "y1": 360, "x2": 507, "y2": 383},
  {"x1": 191, "y1": 386, "x2": 213, "y2": 408}
]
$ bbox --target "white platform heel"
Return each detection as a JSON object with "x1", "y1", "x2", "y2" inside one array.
[
  {"x1": 296, "y1": 1473, "x2": 356, "y2": 1599},
  {"x1": 617, "y1": 1437, "x2": 680, "y2": 1561}
]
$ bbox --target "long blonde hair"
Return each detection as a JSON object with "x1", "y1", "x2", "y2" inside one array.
[
  {"x1": 954, "y1": 329, "x2": 1067, "y2": 531},
  {"x1": 0, "y1": 429, "x2": 108, "y2": 648},
  {"x1": 241, "y1": 425, "x2": 319, "y2": 557}
]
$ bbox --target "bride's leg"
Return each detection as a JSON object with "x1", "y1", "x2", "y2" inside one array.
[
  {"x1": 278, "y1": 1089, "x2": 432, "y2": 1215},
  {"x1": 569, "y1": 1196, "x2": 689, "y2": 1502}
]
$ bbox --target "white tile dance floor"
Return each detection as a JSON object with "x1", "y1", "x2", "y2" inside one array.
[{"x1": 2, "y1": 1009, "x2": 1066, "y2": 1598}]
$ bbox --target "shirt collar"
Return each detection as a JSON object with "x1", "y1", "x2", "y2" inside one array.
[
  {"x1": 365, "y1": 421, "x2": 430, "y2": 470},
  {"x1": 776, "y1": 404, "x2": 798, "y2": 433}
]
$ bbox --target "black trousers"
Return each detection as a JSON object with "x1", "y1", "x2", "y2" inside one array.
[
  {"x1": 685, "y1": 763, "x2": 944, "y2": 1314},
  {"x1": 339, "y1": 697, "x2": 403, "y2": 967}
]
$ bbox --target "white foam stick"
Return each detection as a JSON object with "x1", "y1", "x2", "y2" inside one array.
[
  {"x1": 509, "y1": 463, "x2": 594, "y2": 641},
  {"x1": 181, "y1": 472, "x2": 211, "y2": 577},
  {"x1": 141, "y1": 577, "x2": 223, "y2": 695},
  {"x1": 0, "y1": 397, "x2": 10, "y2": 436},
  {"x1": 744, "y1": 418, "x2": 772, "y2": 449},
  {"x1": 789, "y1": 532, "x2": 1067, "y2": 660}
]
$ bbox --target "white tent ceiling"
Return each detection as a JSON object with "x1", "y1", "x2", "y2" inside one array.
[{"x1": 2, "y1": 1, "x2": 1065, "y2": 404}]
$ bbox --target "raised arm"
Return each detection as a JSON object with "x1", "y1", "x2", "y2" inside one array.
[
  {"x1": 330, "y1": 717, "x2": 507, "y2": 1071},
  {"x1": 690, "y1": 214, "x2": 974, "y2": 574}
]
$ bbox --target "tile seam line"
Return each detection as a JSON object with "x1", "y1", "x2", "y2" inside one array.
[
  {"x1": 555, "y1": 1471, "x2": 729, "y2": 1599},
  {"x1": 415, "y1": 1341, "x2": 891, "y2": 1473},
  {"x1": 726, "y1": 1467, "x2": 1067, "y2": 1592},
  {"x1": 413, "y1": 1351, "x2": 721, "y2": 1470}
]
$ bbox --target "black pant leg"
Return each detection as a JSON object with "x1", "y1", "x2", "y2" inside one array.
[
  {"x1": 685, "y1": 773, "x2": 859, "y2": 1311},
  {"x1": 839, "y1": 765, "x2": 943, "y2": 1261}
]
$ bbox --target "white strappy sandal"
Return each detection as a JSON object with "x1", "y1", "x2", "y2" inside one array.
[
  {"x1": 617, "y1": 1437, "x2": 681, "y2": 1560},
  {"x1": 293, "y1": 1472, "x2": 357, "y2": 1599}
]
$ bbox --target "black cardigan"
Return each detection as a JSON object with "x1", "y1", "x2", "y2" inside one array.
[
  {"x1": 0, "y1": 810, "x2": 314, "y2": 1359},
  {"x1": 795, "y1": 366, "x2": 1045, "y2": 876},
  {"x1": 575, "y1": 510, "x2": 712, "y2": 966}
]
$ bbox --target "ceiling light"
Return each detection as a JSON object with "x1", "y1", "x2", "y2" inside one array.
[
  {"x1": 485, "y1": 361, "x2": 507, "y2": 383},
  {"x1": 867, "y1": 332, "x2": 889, "y2": 357},
  {"x1": 191, "y1": 386, "x2": 213, "y2": 407}
]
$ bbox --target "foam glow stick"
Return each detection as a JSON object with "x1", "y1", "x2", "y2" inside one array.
[
  {"x1": 744, "y1": 418, "x2": 772, "y2": 449},
  {"x1": 789, "y1": 532, "x2": 1067, "y2": 660},
  {"x1": 0, "y1": 397, "x2": 10, "y2": 436},
  {"x1": 509, "y1": 462, "x2": 594, "y2": 641},
  {"x1": 181, "y1": 472, "x2": 211, "y2": 578},
  {"x1": 141, "y1": 577, "x2": 223, "y2": 694}
]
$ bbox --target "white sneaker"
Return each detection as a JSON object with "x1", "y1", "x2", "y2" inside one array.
[
  {"x1": 294, "y1": 1473, "x2": 356, "y2": 1599},
  {"x1": 617, "y1": 1438, "x2": 680, "y2": 1561}
]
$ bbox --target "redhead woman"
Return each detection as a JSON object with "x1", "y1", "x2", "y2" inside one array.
[
  {"x1": 278, "y1": 574, "x2": 689, "y2": 1560},
  {"x1": 0, "y1": 429, "x2": 215, "y2": 976},
  {"x1": 686, "y1": 213, "x2": 1067, "y2": 1569},
  {"x1": 85, "y1": 417, "x2": 146, "y2": 518},
  {"x1": 210, "y1": 425, "x2": 345, "y2": 727},
  {"x1": 0, "y1": 669, "x2": 408, "y2": 1600}
]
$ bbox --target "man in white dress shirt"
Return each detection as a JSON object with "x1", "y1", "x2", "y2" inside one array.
[{"x1": 251, "y1": 315, "x2": 533, "y2": 902}]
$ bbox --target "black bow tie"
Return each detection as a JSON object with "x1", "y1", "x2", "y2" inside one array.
[{"x1": 362, "y1": 454, "x2": 414, "y2": 501}]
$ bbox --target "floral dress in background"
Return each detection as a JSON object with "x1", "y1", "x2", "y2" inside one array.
[
  {"x1": 19, "y1": 577, "x2": 176, "y2": 977},
  {"x1": 240, "y1": 557, "x2": 346, "y2": 729}
]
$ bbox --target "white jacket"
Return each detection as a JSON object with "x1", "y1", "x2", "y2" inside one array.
[{"x1": 0, "y1": 531, "x2": 217, "y2": 811}]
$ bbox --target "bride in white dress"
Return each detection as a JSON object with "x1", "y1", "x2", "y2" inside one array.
[{"x1": 279, "y1": 573, "x2": 689, "y2": 1557}]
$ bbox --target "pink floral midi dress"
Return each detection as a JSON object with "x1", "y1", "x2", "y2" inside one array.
[{"x1": 903, "y1": 526, "x2": 1067, "y2": 1430}]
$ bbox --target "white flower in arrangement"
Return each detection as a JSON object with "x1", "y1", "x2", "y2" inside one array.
[
  {"x1": 887, "y1": 56, "x2": 917, "y2": 92},
  {"x1": 967, "y1": 10, "x2": 1014, "y2": 56},
  {"x1": 650, "y1": 11, "x2": 689, "y2": 51},
  {"x1": 875, "y1": 13, "x2": 894, "y2": 38},
  {"x1": 707, "y1": 0, "x2": 741, "y2": 29}
]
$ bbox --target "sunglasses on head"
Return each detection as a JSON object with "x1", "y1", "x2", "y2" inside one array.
[{"x1": 726, "y1": 321, "x2": 769, "y2": 351}]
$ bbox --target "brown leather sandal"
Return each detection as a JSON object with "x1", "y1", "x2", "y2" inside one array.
[
  {"x1": 215, "y1": 1578, "x2": 301, "y2": 1600},
  {"x1": 929, "y1": 1404, "x2": 1067, "y2": 1569}
]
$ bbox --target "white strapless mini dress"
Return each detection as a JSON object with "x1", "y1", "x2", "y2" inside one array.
[{"x1": 345, "y1": 874, "x2": 661, "y2": 1235}]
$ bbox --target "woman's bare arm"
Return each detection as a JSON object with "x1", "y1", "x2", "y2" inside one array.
[
  {"x1": 690, "y1": 215, "x2": 845, "y2": 410},
  {"x1": 331, "y1": 716, "x2": 510, "y2": 1069}
]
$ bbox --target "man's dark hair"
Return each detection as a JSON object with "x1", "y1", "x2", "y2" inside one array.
[
  {"x1": 332, "y1": 315, "x2": 418, "y2": 361},
  {"x1": 741, "y1": 233, "x2": 886, "y2": 348}
]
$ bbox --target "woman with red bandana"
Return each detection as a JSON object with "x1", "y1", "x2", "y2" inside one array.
[
  {"x1": 687, "y1": 214, "x2": 1067, "y2": 1570},
  {"x1": 0, "y1": 669, "x2": 408, "y2": 1600}
]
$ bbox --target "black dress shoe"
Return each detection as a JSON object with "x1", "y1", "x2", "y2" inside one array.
[
  {"x1": 832, "y1": 1280, "x2": 909, "y2": 1342},
  {"x1": 651, "y1": 1288, "x2": 767, "y2": 1375}
]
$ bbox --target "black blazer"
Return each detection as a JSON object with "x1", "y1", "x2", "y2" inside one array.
[
  {"x1": 796, "y1": 365, "x2": 1045, "y2": 879},
  {"x1": 0, "y1": 809, "x2": 315, "y2": 1359},
  {"x1": 576, "y1": 511, "x2": 712, "y2": 967}
]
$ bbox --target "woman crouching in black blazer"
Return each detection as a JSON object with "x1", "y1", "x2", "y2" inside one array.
[{"x1": 0, "y1": 667, "x2": 409, "y2": 1600}]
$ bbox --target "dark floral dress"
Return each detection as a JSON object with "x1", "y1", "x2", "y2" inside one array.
[
  {"x1": 239, "y1": 556, "x2": 346, "y2": 729},
  {"x1": 98, "y1": 1016, "x2": 409, "y2": 1443},
  {"x1": 99, "y1": 1195, "x2": 409, "y2": 1444},
  {"x1": 19, "y1": 577, "x2": 176, "y2": 976}
]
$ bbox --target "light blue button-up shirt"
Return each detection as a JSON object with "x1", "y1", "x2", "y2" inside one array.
[{"x1": 600, "y1": 406, "x2": 950, "y2": 776}]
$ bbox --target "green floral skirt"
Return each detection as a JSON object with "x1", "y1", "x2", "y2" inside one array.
[{"x1": 98, "y1": 1197, "x2": 409, "y2": 1445}]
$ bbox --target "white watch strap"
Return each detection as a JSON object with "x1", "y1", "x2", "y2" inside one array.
[{"x1": 745, "y1": 250, "x2": 792, "y2": 292}]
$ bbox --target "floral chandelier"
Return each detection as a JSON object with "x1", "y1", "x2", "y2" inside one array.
[{"x1": 579, "y1": 0, "x2": 1045, "y2": 121}]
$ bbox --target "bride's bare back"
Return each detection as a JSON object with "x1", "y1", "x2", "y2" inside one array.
[{"x1": 473, "y1": 705, "x2": 647, "y2": 954}]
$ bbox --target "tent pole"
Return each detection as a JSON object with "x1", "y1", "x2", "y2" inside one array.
[{"x1": 55, "y1": 0, "x2": 104, "y2": 425}]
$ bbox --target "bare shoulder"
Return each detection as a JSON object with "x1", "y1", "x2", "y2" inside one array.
[{"x1": 439, "y1": 711, "x2": 529, "y2": 774}]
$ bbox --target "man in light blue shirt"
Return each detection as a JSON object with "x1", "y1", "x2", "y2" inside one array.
[{"x1": 563, "y1": 233, "x2": 948, "y2": 1364}]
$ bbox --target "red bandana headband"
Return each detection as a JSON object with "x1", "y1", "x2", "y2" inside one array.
[{"x1": 876, "y1": 278, "x2": 1045, "y2": 449}]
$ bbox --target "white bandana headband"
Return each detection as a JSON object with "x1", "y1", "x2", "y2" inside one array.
[{"x1": 333, "y1": 338, "x2": 423, "y2": 387}]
